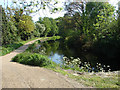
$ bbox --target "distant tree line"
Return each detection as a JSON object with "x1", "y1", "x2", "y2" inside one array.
[
  {"x1": 2, "y1": 7, "x2": 35, "y2": 44},
  {"x1": 36, "y1": 17, "x2": 58, "y2": 37},
  {"x1": 1, "y1": 7, "x2": 58, "y2": 45}
]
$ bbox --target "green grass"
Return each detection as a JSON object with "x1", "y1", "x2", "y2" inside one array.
[
  {"x1": 48, "y1": 36, "x2": 61, "y2": 41},
  {"x1": 12, "y1": 51, "x2": 119, "y2": 88},
  {"x1": 10, "y1": 35, "x2": 119, "y2": 88},
  {"x1": 12, "y1": 52, "x2": 53, "y2": 67},
  {"x1": 76, "y1": 75, "x2": 118, "y2": 88},
  {"x1": 0, "y1": 36, "x2": 61, "y2": 56},
  {"x1": 47, "y1": 67, "x2": 119, "y2": 88},
  {"x1": 0, "y1": 37, "x2": 41, "y2": 56},
  {"x1": 0, "y1": 36, "x2": 54, "y2": 56}
]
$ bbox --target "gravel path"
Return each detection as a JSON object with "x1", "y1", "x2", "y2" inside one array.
[{"x1": 0, "y1": 38, "x2": 84, "y2": 88}]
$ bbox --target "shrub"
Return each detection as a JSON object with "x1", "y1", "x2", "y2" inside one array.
[
  {"x1": 49, "y1": 36, "x2": 61, "y2": 41},
  {"x1": 0, "y1": 43, "x2": 23, "y2": 56},
  {"x1": 12, "y1": 52, "x2": 52, "y2": 67}
]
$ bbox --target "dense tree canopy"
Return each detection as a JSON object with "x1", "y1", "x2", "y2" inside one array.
[
  {"x1": 36, "y1": 17, "x2": 58, "y2": 36},
  {"x1": 18, "y1": 15, "x2": 35, "y2": 40},
  {"x1": 34, "y1": 23, "x2": 46, "y2": 37},
  {"x1": 55, "y1": 2, "x2": 120, "y2": 65},
  {"x1": 64, "y1": 2, "x2": 115, "y2": 41},
  {"x1": 2, "y1": 1, "x2": 119, "y2": 65},
  {"x1": 2, "y1": 8, "x2": 18, "y2": 44}
]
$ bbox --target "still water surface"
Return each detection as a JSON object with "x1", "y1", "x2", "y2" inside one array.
[{"x1": 32, "y1": 40, "x2": 119, "y2": 71}]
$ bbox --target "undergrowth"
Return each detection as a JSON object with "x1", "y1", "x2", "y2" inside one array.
[
  {"x1": 12, "y1": 52, "x2": 52, "y2": 67},
  {"x1": 0, "y1": 37, "x2": 40, "y2": 56},
  {"x1": 11, "y1": 36, "x2": 119, "y2": 88}
]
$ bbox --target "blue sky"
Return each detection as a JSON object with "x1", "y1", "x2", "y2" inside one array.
[{"x1": 0, "y1": 0, "x2": 119, "y2": 22}]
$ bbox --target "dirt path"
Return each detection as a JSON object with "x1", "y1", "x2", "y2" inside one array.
[{"x1": 0, "y1": 38, "x2": 85, "y2": 88}]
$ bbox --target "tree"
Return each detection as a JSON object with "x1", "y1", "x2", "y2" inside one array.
[
  {"x1": 2, "y1": 7, "x2": 18, "y2": 45},
  {"x1": 56, "y1": 16, "x2": 78, "y2": 38},
  {"x1": 64, "y1": 2, "x2": 115, "y2": 40},
  {"x1": 42, "y1": 17, "x2": 51, "y2": 36},
  {"x1": 1, "y1": 7, "x2": 7, "y2": 45},
  {"x1": 34, "y1": 23, "x2": 46, "y2": 37},
  {"x1": 37, "y1": 17, "x2": 43, "y2": 24},
  {"x1": 18, "y1": 15, "x2": 35, "y2": 40},
  {"x1": 91, "y1": 3, "x2": 115, "y2": 41},
  {"x1": 49, "y1": 18, "x2": 58, "y2": 36}
]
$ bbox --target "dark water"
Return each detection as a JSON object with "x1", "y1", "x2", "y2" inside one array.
[{"x1": 32, "y1": 40, "x2": 120, "y2": 71}]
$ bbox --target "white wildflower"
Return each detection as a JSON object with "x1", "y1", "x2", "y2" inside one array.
[
  {"x1": 63, "y1": 56, "x2": 67, "y2": 60},
  {"x1": 99, "y1": 63, "x2": 101, "y2": 65},
  {"x1": 70, "y1": 57, "x2": 73, "y2": 59}
]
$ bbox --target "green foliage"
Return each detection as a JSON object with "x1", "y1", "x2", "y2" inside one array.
[
  {"x1": 2, "y1": 6, "x2": 36, "y2": 45},
  {"x1": 48, "y1": 36, "x2": 61, "y2": 41},
  {"x1": 27, "y1": 43, "x2": 37, "y2": 51},
  {"x1": 2, "y1": 21, "x2": 18, "y2": 45},
  {"x1": 34, "y1": 23, "x2": 45, "y2": 37},
  {"x1": 0, "y1": 43, "x2": 23, "y2": 56},
  {"x1": 0, "y1": 37, "x2": 40, "y2": 56},
  {"x1": 12, "y1": 52, "x2": 52, "y2": 67},
  {"x1": 2, "y1": 8, "x2": 18, "y2": 45},
  {"x1": 42, "y1": 17, "x2": 52, "y2": 36},
  {"x1": 86, "y1": 2, "x2": 115, "y2": 23},
  {"x1": 50, "y1": 67, "x2": 119, "y2": 88},
  {"x1": 11, "y1": 0, "x2": 60, "y2": 15},
  {"x1": 49, "y1": 18, "x2": 58, "y2": 36},
  {"x1": 57, "y1": 2, "x2": 118, "y2": 54},
  {"x1": 57, "y1": 16, "x2": 76, "y2": 38},
  {"x1": 36, "y1": 17, "x2": 59, "y2": 36},
  {"x1": 26, "y1": 36, "x2": 61, "y2": 55},
  {"x1": 18, "y1": 15, "x2": 35, "y2": 40}
]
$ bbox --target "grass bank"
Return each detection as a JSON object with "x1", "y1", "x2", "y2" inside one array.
[
  {"x1": 12, "y1": 52, "x2": 119, "y2": 88},
  {"x1": 48, "y1": 67, "x2": 119, "y2": 88},
  {"x1": 0, "y1": 36, "x2": 56, "y2": 56},
  {"x1": 12, "y1": 53, "x2": 119, "y2": 88},
  {"x1": 0, "y1": 37, "x2": 41, "y2": 56},
  {"x1": 11, "y1": 36, "x2": 119, "y2": 88}
]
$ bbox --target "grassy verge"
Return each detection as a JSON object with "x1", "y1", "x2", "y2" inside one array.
[
  {"x1": 51, "y1": 68, "x2": 119, "y2": 88},
  {"x1": 0, "y1": 37, "x2": 48, "y2": 56},
  {"x1": 11, "y1": 36, "x2": 119, "y2": 88},
  {"x1": 12, "y1": 52, "x2": 119, "y2": 88},
  {"x1": 12, "y1": 52, "x2": 52, "y2": 67},
  {"x1": 0, "y1": 36, "x2": 61, "y2": 56}
]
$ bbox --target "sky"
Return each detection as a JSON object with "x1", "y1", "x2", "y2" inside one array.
[{"x1": 0, "y1": 0, "x2": 119, "y2": 22}]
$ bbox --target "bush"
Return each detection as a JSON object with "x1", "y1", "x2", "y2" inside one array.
[
  {"x1": 49, "y1": 36, "x2": 61, "y2": 41},
  {"x1": 0, "y1": 43, "x2": 23, "y2": 56},
  {"x1": 12, "y1": 52, "x2": 52, "y2": 67}
]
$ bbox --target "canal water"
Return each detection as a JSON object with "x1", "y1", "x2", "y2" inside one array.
[{"x1": 31, "y1": 40, "x2": 120, "y2": 71}]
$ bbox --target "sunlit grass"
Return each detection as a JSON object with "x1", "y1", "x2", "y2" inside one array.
[
  {"x1": 10, "y1": 36, "x2": 119, "y2": 88},
  {"x1": 47, "y1": 66, "x2": 119, "y2": 88},
  {"x1": 0, "y1": 37, "x2": 44, "y2": 56}
]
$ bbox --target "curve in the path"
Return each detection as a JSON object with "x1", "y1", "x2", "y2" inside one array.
[{"x1": 1, "y1": 38, "x2": 85, "y2": 88}]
